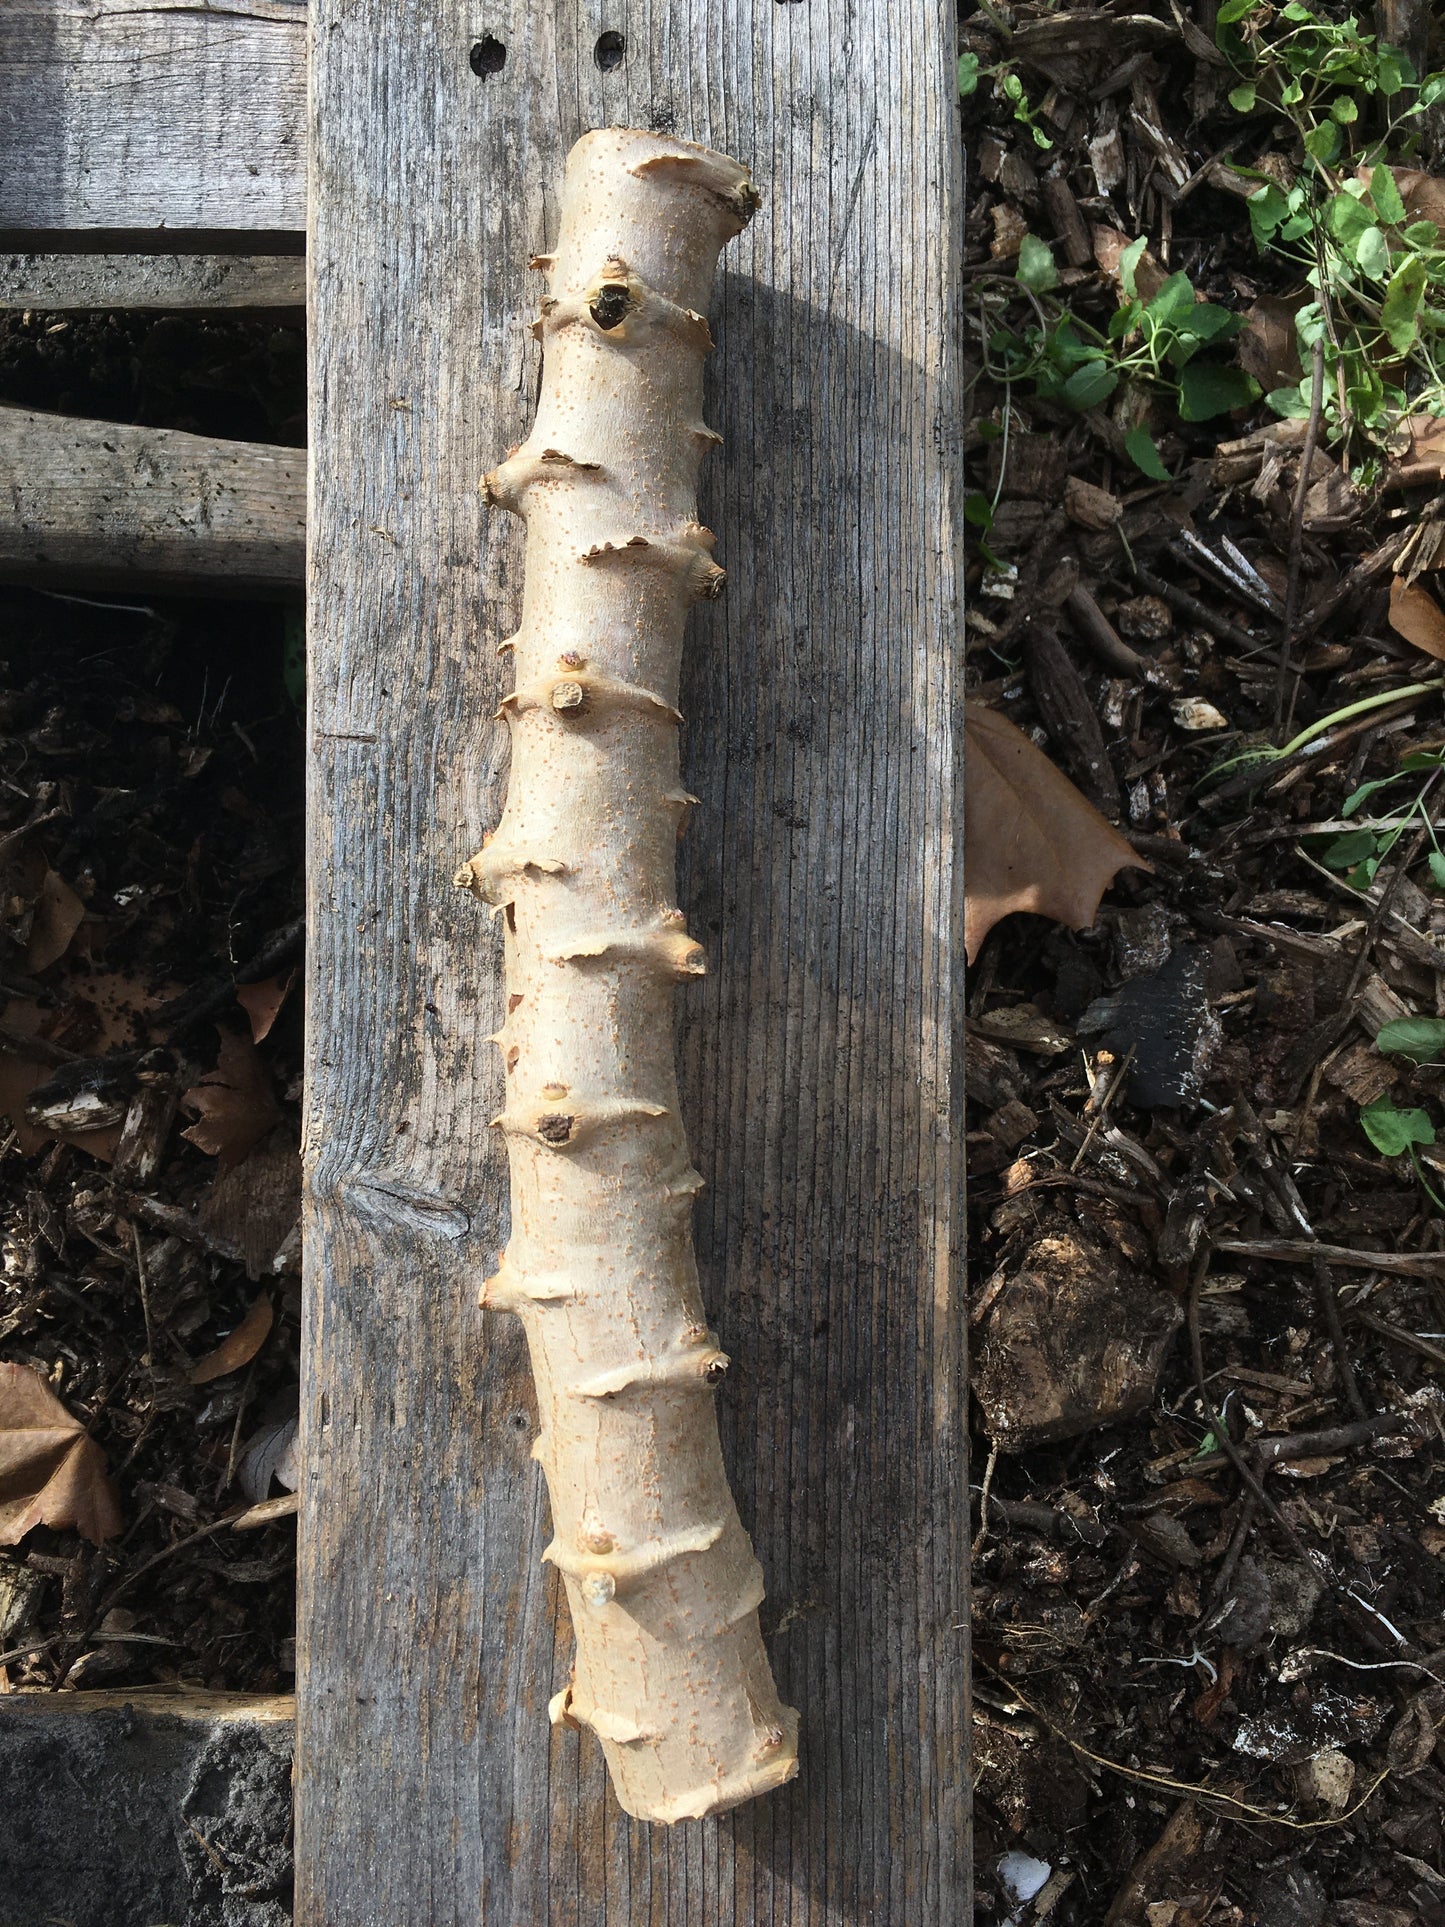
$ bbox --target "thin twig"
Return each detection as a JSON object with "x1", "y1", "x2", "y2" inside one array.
[
  {"x1": 971, "y1": 1439, "x2": 1000, "y2": 1561},
  {"x1": 1313, "y1": 1252, "x2": 1367, "y2": 1421},
  {"x1": 1278, "y1": 336, "x2": 1326, "y2": 742},
  {"x1": 973, "y1": 1656, "x2": 1389, "y2": 1831},
  {"x1": 1187, "y1": 1257, "x2": 1319, "y2": 1571}
]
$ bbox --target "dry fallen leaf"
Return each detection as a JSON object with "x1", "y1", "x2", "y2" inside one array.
[
  {"x1": 965, "y1": 702, "x2": 1148, "y2": 961},
  {"x1": 1388, "y1": 575, "x2": 1445, "y2": 661},
  {"x1": 0, "y1": 1361, "x2": 123, "y2": 1546},
  {"x1": 237, "y1": 1406, "x2": 299, "y2": 1503},
  {"x1": 188, "y1": 1291, "x2": 274, "y2": 1385},
  {"x1": 1386, "y1": 415, "x2": 1445, "y2": 491},
  {"x1": 1389, "y1": 166, "x2": 1445, "y2": 238},
  {"x1": 236, "y1": 971, "x2": 296, "y2": 1046},
  {"x1": 1092, "y1": 225, "x2": 1169, "y2": 302},
  {"x1": 1237, "y1": 294, "x2": 1302, "y2": 394},
  {"x1": 25, "y1": 869, "x2": 87, "y2": 974},
  {"x1": 181, "y1": 1030, "x2": 282, "y2": 1166}
]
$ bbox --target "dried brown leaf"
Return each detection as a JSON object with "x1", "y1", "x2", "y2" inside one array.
[
  {"x1": 965, "y1": 702, "x2": 1148, "y2": 961},
  {"x1": 1388, "y1": 575, "x2": 1445, "y2": 660},
  {"x1": 236, "y1": 971, "x2": 296, "y2": 1046},
  {"x1": 25, "y1": 870, "x2": 86, "y2": 974},
  {"x1": 0, "y1": 1361, "x2": 122, "y2": 1546},
  {"x1": 1385, "y1": 415, "x2": 1445, "y2": 491},
  {"x1": 1092, "y1": 226, "x2": 1168, "y2": 302},
  {"x1": 181, "y1": 1031, "x2": 282, "y2": 1167},
  {"x1": 1390, "y1": 166, "x2": 1445, "y2": 236},
  {"x1": 188, "y1": 1291, "x2": 274, "y2": 1385},
  {"x1": 237, "y1": 1410, "x2": 299, "y2": 1503},
  {"x1": 1237, "y1": 295, "x2": 1303, "y2": 393}
]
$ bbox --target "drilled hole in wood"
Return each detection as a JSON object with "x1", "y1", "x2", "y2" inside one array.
[
  {"x1": 469, "y1": 36, "x2": 506, "y2": 77},
  {"x1": 594, "y1": 31, "x2": 625, "y2": 71}
]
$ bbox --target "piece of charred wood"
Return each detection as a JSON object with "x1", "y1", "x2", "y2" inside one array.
[{"x1": 1079, "y1": 947, "x2": 1218, "y2": 1110}]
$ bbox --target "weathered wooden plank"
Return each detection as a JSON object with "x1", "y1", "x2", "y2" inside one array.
[
  {"x1": 0, "y1": 1, "x2": 306, "y2": 235},
  {"x1": 301, "y1": 4, "x2": 966, "y2": 1923},
  {"x1": 0, "y1": 1689, "x2": 294, "y2": 1927},
  {"x1": 0, "y1": 407, "x2": 304, "y2": 593},
  {"x1": 0, "y1": 252, "x2": 306, "y2": 311}
]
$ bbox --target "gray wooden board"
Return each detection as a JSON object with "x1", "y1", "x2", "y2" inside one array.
[
  {"x1": 0, "y1": 1, "x2": 305, "y2": 235},
  {"x1": 0, "y1": 252, "x2": 305, "y2": 310},
  {"x1": 301, "y1": 4, "x2": 967, "y2": 1921},
  {"x1": 0, "y1": 407, "x2": 305, "y2": 594}
]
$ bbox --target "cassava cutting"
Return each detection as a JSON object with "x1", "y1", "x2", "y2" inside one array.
[{"x1": 458, "y1": 128, "x2": 798, "y2": 1824}]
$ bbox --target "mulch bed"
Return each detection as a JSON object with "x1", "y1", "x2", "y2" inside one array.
[
  {"x1": 0, "y1": 311, "x2": 304, "y2": 1700},
  {"x1": 962, "y1": 4, "x2": 1445, "y2": 1923}
]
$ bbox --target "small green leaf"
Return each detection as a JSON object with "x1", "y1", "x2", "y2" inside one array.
[
  {"x1": 1377, "y1": 53, "x2": 1409, "y2": 98},
  {"x1": 1323, "y1": 828, "x2": 1379, "y2": 869},
  {"x1": 1330, "y1": 94, "x2": 1360, "y2": 124},
  {"x1": 957, "y1": 51, "x2": 980, "y2": 97},
  {"x1": 1327, "y1": 191, "x2": 1375, "y2": 251},
  {"x1": 1061, "y1": 362, "x2": 1119, "y2": 411},
  {"x1": 1304, "y1": 120, "x2": 1343, "y2": 165},
  {"x1": 964, "y1": 492, "x2": 995, "y2": 531},
  {"x1": 1177, "y1": 361, "x2": 1258, "y2": 421},
  {"x1": 1382, "y1": 255, "x2": 1427, "y2": 353},
  {"x1": 1001, "y1": 72, "x2": 1024, "y2": 102},
  {"x1": 1125, "y1": 425, "x2": 1171, "y2": 480},
  {"x1": 1267, "y1": 383, "x2": 1313, "y2": 420},
  {"x1": 1118, "y1": 235, "x2": 1148, "y2": 299},
  {"x1": 1145, "y1": 271, "x2": 1198, "y2": 331},
  {"x1": 1376, "y1": 1016, "x2": 1445, "y2": 1063},
  {"x1": 1176, "y1": 304, "x2": 1244, "y2": 347},
  {"x1": 1016, "y1": 233, "x2": 1059, "y2": 293},
  {"x1": 1354, "y1": 223, "x2": 1390, "y2": 278},
  {"x1": 1216, "y1": 0, "x2": 1259, "y2": 22},
  {"x1": 1361, "y1": 1100, "x2": 1436, "y2": 1159},
  {"x1": 1228, "y1": 82, "x2": 1257, "y2": 112},
  {"x1": 1341, "y1": 774, "x2": 1397, "y2": 815},
  {"x1": 1368, "y1": 164, "x2": 1407, "y2": 224},
  {"x1": 1248, "y1": 184, "x2": 1290, "y2": 248},
  {"x1": 1429, "y1": 851, "x2": 1445, "y2": 890},
  {"x1": 1193, "y1": 1431, "x2": 1218, "y2": 1458}
]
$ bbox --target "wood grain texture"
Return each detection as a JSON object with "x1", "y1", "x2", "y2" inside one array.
[
  {"x1": 0, "y1": 253, "x2": 305, "y2": 310},
  {"x1": 0, "y1": 1, "x2": 305, "y2": 234},
  {"x1": 301, "y1": 4, "x2": 966, "y2": 1921},
  {"x1": 0, "y1": 407, "x2": 304, "y2": 593}
]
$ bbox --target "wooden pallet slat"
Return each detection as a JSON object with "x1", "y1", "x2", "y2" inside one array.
[
  {"x1": 0, "y1": 1, "x2": 306, "y2": 236},
  {"x1": 0, "y1": 253, "x2": 306, "y2": 311},
  {"x1": 302, "y1": 3, "x2": 966, "y2": 1921},
  {"x1": 0, "y1": 407, "x2": 305, "y2": 593}
]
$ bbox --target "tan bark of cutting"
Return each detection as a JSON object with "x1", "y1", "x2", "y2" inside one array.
[{"x1": 458, "y1": 128, "x2": 798, "y2": 1824}]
